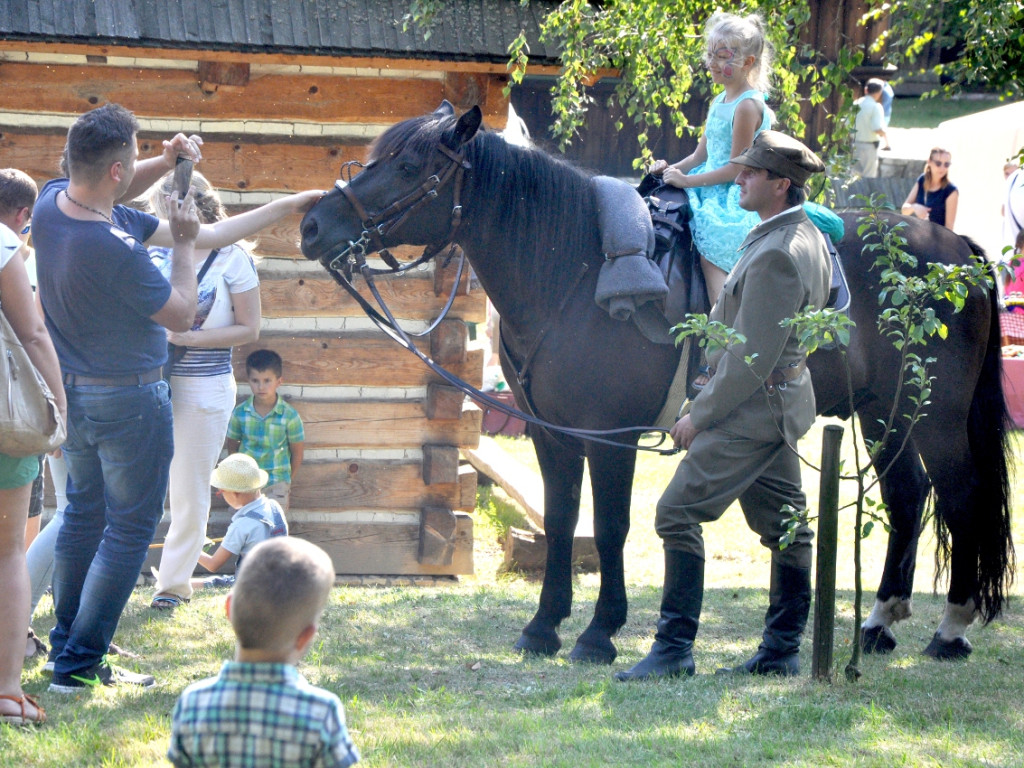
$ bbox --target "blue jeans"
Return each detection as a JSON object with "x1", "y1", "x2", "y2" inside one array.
[{"x1": 49, "y1": 381, "x2": 173, "y2": 675}]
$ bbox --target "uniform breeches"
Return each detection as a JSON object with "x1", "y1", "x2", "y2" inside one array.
[{"x1": 655, "y1": 426, "x2": 813, "y2": 568}]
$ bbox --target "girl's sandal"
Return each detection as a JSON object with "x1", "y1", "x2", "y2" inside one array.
[
  {"x1": 0, "y1": 693, "x2": 46, "y2": 726},
  {"x1": 150, "y1": 593, "x2": 189, "y2": 610}
]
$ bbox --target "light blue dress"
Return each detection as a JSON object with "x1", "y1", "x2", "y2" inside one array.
[{"x1": 686, "y1": 89, "x2": 773, "y2": 272}]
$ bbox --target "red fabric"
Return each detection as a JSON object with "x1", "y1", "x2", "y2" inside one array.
[{"x1": 1000, "y1": 311, "x2": 1024, "y2": 345}]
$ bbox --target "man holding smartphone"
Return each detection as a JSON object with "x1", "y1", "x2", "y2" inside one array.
[{"x1": 34, "y1": 103, "x2": 324, "y2": 692}]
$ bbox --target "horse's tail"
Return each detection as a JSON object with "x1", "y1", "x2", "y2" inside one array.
[{"x1": 936, "y1": 243, "x2": 1016, "y2": 623}]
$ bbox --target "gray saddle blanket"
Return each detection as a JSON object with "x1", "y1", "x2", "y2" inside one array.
[{"x1": 592, "y1": 176, "x2": 668, "y2": 328}]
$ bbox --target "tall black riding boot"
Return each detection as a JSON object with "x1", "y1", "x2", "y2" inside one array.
[
  {"x1": 719, "y1": 558, "x2": 811, "y2": 676},
  {"x1": 615, "y1": 550, "x2": 703, "y2": 681}
]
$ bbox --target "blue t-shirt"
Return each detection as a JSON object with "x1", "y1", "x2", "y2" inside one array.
[{"x1": 34, "y1": 178, "x2": 169, "y2": 376}]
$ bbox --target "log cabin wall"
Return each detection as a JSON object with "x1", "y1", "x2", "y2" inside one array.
[{"x1": 0, "y1": 42, "x2": 526, "y2": 577}]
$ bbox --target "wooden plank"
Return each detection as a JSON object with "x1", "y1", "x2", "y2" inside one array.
[
  {"x1": 462, "y1": 436, "x2": 594, "y2": 538},
  {"x1": 457, "y1": 463, "x2": 478, "y2": 511},
  {"x1": 418, "y1": 507, "x2": 458, "y2": 565},
  {"x1": 0, "y1": 61, "x2": 452, "y2": 125},
  {"x1": 259, "y1": 269, "x2": 488, "y2": 323},
  {"x1": 291, "y1": 460, "x2": 468, "y2": 512},
  {"x1": 144, "y1": 513, "x2": 474, "y2": 576},
  {"x1": 293, "y1": 399, "x2": 481, "y2": 450},
  {"x1": 289, "y1": 514, "x2": 473, "y2": 575},
  {"x1": 232, "y1": 333, "x2": 484, "y2": 388},
  {"x1": 0, "y1": 131, "x2": 367, "y2": 195}
]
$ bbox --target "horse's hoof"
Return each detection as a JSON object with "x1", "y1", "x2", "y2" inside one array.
[
  {"x1": 922, "y1": 632, "x2": 972, "y2": 660},
  {"x1": 861, "y1": 625, "x2": 898, "y2": 654},
  {"x1": 568, "y1": 640, "x2": 617, "y2": 665},
  {"x1": 513, "y1": 632, "x2": 561, "y2": 658}
]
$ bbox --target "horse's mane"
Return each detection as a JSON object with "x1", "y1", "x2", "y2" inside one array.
[{"x1": 370, "y1": 113, "x2": 599, "y2": 312}]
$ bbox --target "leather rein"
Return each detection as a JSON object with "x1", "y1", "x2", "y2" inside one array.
[{"x1": 317, "y1": 142, "x2": 678, "y2": 456}]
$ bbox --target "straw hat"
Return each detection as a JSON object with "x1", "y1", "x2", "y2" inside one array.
[{"x1": 210, "y1": 453, "x2": 268, "y2": 492}]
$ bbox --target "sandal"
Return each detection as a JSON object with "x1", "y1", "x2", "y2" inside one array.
[
  {"x1": 0, "y1": 693, "x2": 46, "y2": 727},
  {"x1": 691, "y1": 363, "x2": 712, "y2": 392},
  {"x1": 150, "y1": 593, "x2": 189, "y2": 610},
  {"x1": 25, "y1": 628, "x2": 48, "y2": 659}
]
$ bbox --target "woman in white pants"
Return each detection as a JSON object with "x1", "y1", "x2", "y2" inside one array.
[{"x1": 149, "y1": 172, "x2": 261, "y2": 609}]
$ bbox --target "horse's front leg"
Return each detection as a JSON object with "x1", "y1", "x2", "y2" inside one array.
[
  {"x1": 567, "y1": 445, "x2": 636, "y2": 664},
  {"x1": 513, "y1": 430, "x2": 585, "y2": 657}
]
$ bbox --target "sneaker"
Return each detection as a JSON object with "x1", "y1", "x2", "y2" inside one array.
[
  {"x1": 49, "y1": 658, "x2": 155, "y2": 693},
  {"x1": 42, "y1": 660, "x2": 54, "y2": 674}
]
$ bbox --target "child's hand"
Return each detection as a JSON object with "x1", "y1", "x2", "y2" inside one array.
[
  {"x1": 649, "y1": 159, "x2": 669, "y2": 176},
  {"x1": 662, "y1": 167, "x2": 692, "y2": 189}
]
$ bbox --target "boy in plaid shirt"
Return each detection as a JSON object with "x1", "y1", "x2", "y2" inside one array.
[
  {"x1": 225, "y1": 349, "x2": 304, "y2": 512},
  {"x1": 168, "y1": 537, "x2": 359, "y2": 767}
]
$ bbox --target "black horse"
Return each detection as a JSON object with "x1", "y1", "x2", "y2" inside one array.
[{"x1": 300, "y1": 103, "x2": 1014, "y2": 663}]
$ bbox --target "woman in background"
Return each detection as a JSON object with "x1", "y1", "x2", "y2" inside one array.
[
  {"x1": 148, "y1": 171, "x2": 261, "y2": 610},
  {"x1": 902, "y1": 147, "x2": 958, "y2": 230}
]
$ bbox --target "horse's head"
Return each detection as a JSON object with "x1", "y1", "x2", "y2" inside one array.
[{"x1": 300, "y1": 101, "x2": 482, "y2": 269}]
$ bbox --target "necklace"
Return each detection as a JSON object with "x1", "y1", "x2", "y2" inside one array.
[{"x1": 63, "y1": 189, "x2": 114, "y2": 226}]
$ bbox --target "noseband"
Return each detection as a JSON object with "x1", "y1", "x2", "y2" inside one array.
[{"x1": 327, "y1": 142, "x2": 471, "y2": 275}]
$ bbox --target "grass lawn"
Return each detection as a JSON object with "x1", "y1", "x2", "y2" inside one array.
[
  {"x1": 887, "y1": 94, "x2": 1009, "y2": 129},
  {"x1": 3, "y1": 422, "x2": 1024, "y2": 767}
]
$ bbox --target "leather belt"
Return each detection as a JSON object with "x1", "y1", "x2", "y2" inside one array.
[
  {"x1": 62, "y1": 367, "x2": 163, "y2": 387},
  {"x1": 766, "y1": 360, "x2": 807, "y2": 390},
  {"x1": 706, "y1": 359, "x2": 807, "y2": 391}
]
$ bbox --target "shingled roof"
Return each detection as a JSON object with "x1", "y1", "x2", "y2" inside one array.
[{"x1": 0, "y1": 0, "x2": 560, "y2": 64}]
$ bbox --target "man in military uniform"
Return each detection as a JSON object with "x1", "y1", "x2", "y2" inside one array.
[{"x1": 617, "y1": 131, "x2": 832, "y2": 681}]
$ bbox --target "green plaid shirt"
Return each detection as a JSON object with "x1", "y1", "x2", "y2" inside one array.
[
  {"x1": 169, "y1": 662, "x2": 359, "y2": 768},
  {"x1": 226, "y1": 396, "x2": 304, "y2": 485}
]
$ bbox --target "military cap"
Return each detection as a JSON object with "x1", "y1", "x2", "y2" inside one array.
[{"x1": 730, "y1": 130, "x2": 825, "y2": 188}]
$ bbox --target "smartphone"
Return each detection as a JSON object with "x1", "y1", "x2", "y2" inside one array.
[{"x1": 173, "y1": 155, "x2": 193, "y2": 198}]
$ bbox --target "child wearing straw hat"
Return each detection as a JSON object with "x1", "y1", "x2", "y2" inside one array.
[{"x1": 198, "y1": 453, "x2": 287, "y2": 583}]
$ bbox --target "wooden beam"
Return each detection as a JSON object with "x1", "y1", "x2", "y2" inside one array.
[
  {"x1": 418, "y1": 506, "x2": 458, "y2": 565},
  {"x1": 0, "y1": 61, "x2": 477, "y2": 124},
  {"x1": 291, "y1": 399, "x2": 481, "y2": 450},
  {"x1": 232, "y1": 333, "x2": 484, "y2": 388},
  {"x1": 292, "y1": 460, "x2": 468, "y2": 512},
  {"x1": 198, "y1": 60, "x2": 251, "y2": 93},
  {"x1": 422, "y1": 445, "x2": 460, "y2": 485},
  {"x1": 260, "y1": 270, "x2": 487, "y2": 323},
  {"x1": 462, "y1": 436, "x2": 594, "y2": 538},
  {"x1": 291, "y1": 514, "x2": 473, "y2": 575}
]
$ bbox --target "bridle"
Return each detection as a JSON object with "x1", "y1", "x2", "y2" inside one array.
[
  {"x1": 324, "y1": 142, "x2": 470, "y2": 278},
  {"x1": 314, "y1": 138, "x2": 679, "y2": 456}
]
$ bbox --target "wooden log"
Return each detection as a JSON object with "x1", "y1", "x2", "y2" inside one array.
[
  {"x1": 418, "y1": 506, "x2": 458, "y2": 566},
  {"x1": 292, "y1": 513, "x2": 473, "y2": 575},
  {"x1": 0, "y1": 131, "x2": 365, "y2": 197},
  {"x1": 430, "y1": 319, "x2": 468, "y2": 365},
  {"x1": 457, "y1": 463, "x2": 478, "y2": 511},
  {"x1": 425, "y1": 383, "x2": 468, "y2": 421},
  {"x1": 502, "y1": 526, "x2": 599, "y2": 574},
  {"x1": 422, "y1": 445, "x2": 460, "y2": 485},
  {"x1": 259, "y1": 269, "x2": 487, "y2": 323},
  {"x1": 144, "y1": 512, "x2": 474, "y2": 577},
  {"x1": 0, "y1": 61, "x2": 452, "y2": 125},
  {"x1": 290, "y1": 460, "x2": 468, "y2": 512},
  {"x1": 232, "y1": 333, "x2": 483, "y2": 388},
  {"x1": 293, "y1": 399, "x2": 481, "y2": 450},
  {"x1": 198, "y1": 61, "x2": 251, "y2": 93}
]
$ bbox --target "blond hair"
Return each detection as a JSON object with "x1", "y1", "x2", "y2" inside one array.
[
  {"x1": 230, "y1": 538, "x2": 335, "y2": 652},
  {"x1": 148, "y1": 169, "x2": 256, "y2": 252},
  {"x1": 705, "y1": 12, "x2": 773, "y2": 94}
]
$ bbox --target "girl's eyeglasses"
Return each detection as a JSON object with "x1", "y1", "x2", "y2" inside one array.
[{"x1": 931, "y1": 160, "x2": 951, "y2": 168}]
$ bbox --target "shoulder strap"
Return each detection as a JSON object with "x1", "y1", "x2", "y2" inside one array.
[
  {"x1": 1010, "y1": 174, "x2": 1024, "y2": 231},
  {"x1": 195, "y1": 248, "x2": 220, "y2": 285}
]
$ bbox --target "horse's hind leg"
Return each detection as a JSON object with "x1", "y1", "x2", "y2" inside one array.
[
  {"x1": 567, "y1": 444, "x2": 636, "y2": 664},
  {"x1": 858, "y1": 411, "x2": 929, "y2": 654},
  {"x1": 513, "y1": 430, "x2": 585, "y2": 657}
]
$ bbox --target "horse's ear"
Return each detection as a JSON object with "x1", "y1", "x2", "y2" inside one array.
[
  {"x1": 435, "y1": 100, "x2": 456, "y2": 118},
  {"x1": 452, "y1": 105, "x2": 482, "y2": 147}
]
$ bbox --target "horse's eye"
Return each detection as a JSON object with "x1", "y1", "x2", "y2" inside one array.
[{"x1": 398, "y1": 161, "x2": 419, "y2": 178}]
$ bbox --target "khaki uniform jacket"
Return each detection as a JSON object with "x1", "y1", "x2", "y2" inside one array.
[{"x1": 688, "y1": 207, "x2": 831, "y2": 444}]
